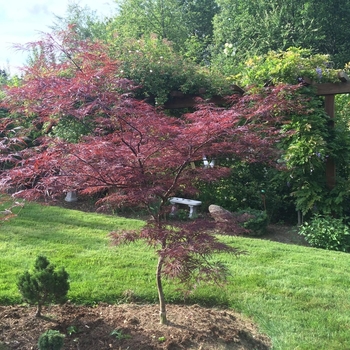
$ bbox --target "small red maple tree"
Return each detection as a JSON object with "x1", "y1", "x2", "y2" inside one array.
[{"x1": 0, "y1": 28, "x2": 310, "y2": 323}]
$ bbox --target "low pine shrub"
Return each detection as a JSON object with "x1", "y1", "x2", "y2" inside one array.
[
  {"x1": 38, "y1": 330, "x2": 65, "y2": 350},
  {"x1": 298, "y1": 214, "x2": 350, "y2": 252},
  {"x1": 17, "y1": 255, "x2": 70, "y2": 317}
]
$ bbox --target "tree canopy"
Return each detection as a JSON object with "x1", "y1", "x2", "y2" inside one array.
[
  {"x1": 94, "y1": 0, "x2": 350, "y2": 70},
  {"x1": 2, "y1": 2, "x2": 350, "y2": 321},
  {"x1": 0, "y1": 27, "x2": 315, "y2": 324},
  {"x1": 0, "y1": 28, "x2": 306, "y2": 205},
  {"x1": 111, "y1": 0, "x2": 218, "y2": 51},
  {"x1": 212, "y1": 0, "x2": 350, "y2": 71}
]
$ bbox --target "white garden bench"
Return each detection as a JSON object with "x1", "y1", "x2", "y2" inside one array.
[{"x1": 169, "y1": 197, "x2": 202, "y2": 218}]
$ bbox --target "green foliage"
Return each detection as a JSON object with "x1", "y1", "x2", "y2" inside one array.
[
  {"x1": 66, "y1": 325, "x2": 79, "y2": 336},
  {"x1": 111, "y1": 35, "x2": 230, "y2": 105},
  {"x1": 17, "y1": 255, "x2": 70, "y2": 316},
  {"x1": 305, "y1": 0, "x2": 350, "y2": 67},
  {"x1": 198, "y1": 162, "x2": 266, "y2": 212},
  {"x1": 49, "y1": 115, "x2": 93, "y2": 143},
  {"x1": 111, "y1": 0, "x2": 218, "y2": 54},
  {"x1": 230, "y1": 47, "x2": 339, "y2": 87},
  {"x1": 212, "y1": 0, "x2": 350, "y2": 70},
  {"x1": 174, "y1": 208, "x2": 192, "y2": 221},
  {"x1": 198, "y1": 161, "x2": 296, "y2": 224},
  {"x1": 298, "y1": 214, "x2": 350, "y2": 252},
  {"x1": 0, "y1": 69, "x2": 8, "y2": 86},
  {"x1": 112, "y1": 0, "x2": 189, "y2": 50},
  {"x1": 226, "y1": 47, "x2": 350, "y2": 217},
  {"x1": 110, "y1": 329, "x2": 132, "y2": 340},
  {"x1": 38, "y1": 330, "x2": 64, "y2": 350},
  {"x1": 279, "y1": 93, "x2": 350, "y2": 216},
  {"x1": 212, "y1": 0, "x2": 322, "y2": 73},
  {"x1": 237, "y1": 209, "x2": 269, "y2": 236},
  {"x1": 278, "y1": 94, "x2": 329, "y2": 215},
  {"x1": 50, "y1": 3, "x2": 110, "y2": 41},
  {"x1": 181, "y1": 35, "x2": 212, "y2": 65}
]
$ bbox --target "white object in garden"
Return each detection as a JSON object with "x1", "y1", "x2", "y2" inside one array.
[{"x1": 169, "y1": 197, "x2": 202, "y2": 218}]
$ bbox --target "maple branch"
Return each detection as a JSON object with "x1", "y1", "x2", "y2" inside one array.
[{"x1": 46, "y1": 33, "x2": 84, "y2": 73}]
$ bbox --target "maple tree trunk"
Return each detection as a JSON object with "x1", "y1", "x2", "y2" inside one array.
[
  {"x1": 156, "y1": 256, "x2": 167, "y2": 324},
  {"x1": 35, "y1": 303, "x2": 42, "y2": 317}
]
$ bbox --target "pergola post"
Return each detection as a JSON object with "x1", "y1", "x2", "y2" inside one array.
[
  {"x1": 316, "y1": 72, "x2": 350, "y2": 190},
  {"x1": 324, "y1": 95, "x2": 336, "y2": 189}
]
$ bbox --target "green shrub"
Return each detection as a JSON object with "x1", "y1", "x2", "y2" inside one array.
[
  {"x1": 298, "y1": 215, "x2": 350, "y2": 252},
  {"x1": 17, "y1": 255, "x2": 70, "y2": 317},
  {"x1": 237, "y1": 209, "x2": 269, "y2": 236},
  {"x1": 113, "y1": 35, "x2": 231, "y2": 105},
  {"x1": 38, "y1": 330, "x2": 65, "y2": 350},
  {"x1": 197, "y1": 161, "x2": 297, "y2": 224},
  {"x1": 175, "y1": 208, "x2": 196, "y2": 221}
]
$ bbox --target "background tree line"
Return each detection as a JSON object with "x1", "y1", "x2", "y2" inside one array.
[
  {"x1": 108, "y1": 0, "x2": 350, "y2": 70},
  {"x1": 49, "y1": 0, "x2": 350, "y2": 71},
  {"x1": 2, "y1": 0, "x2": 350, "y2": 224}
]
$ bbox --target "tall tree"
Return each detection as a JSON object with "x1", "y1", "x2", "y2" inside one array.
[
  {"x1": 306, "y1": 0, "x2": 350, "y2": 67},
  {"x1": 0, "y1": 28, "x2": 310, "y2": 324},
  {"x1": 50, "y1": 2, "x2": 113, "y2": 41},
  {"x1": 111, "y1": 0, "x2": 218, "y2": 52},
  {"x1": 212, "y1": 0, "x2": 350, "y2": 72},
  {"x1": 212, "y1": 0, "x2": 321, "y2": 73}
]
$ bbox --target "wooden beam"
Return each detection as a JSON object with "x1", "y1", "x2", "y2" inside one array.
[
  {"x1": 301, "y1": 72, "x2": 350, "y2": 95},
  {"x1": 164, "y1": 85, "x2": 244, "y2": 109},
  {"x1": 230, "y1": 84, "x2": 245, "y2": 94},
  {"x1": 163, "y1": 95, "x2": 231, "y2": 109},
  {"x1": 316, "y1": 82, "x2": 350, "y2": 95}
]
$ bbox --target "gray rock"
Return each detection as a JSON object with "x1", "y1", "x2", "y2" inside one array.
[{"x1": 208, "y1": 204, "x2": 234, "y2": 222}]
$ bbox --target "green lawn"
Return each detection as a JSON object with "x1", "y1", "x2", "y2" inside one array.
[{"x1": 1, "y1": 199, "x2": 350, "y2": 350}]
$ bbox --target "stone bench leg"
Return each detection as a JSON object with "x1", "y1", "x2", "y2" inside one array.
[
  {"x1": 170, "y1": 204, "x2": 178, "y2": 216},
  {"x1": 65, "y1": 191, "x2": 77, "y2": 202},
  {"x1": 188, "y1": 205, "x2": 196, "y2": 218}
]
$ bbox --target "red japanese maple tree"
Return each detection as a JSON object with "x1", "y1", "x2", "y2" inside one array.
[{"x1": 0, "y1": 28, "x2": 309, "y2": 323}]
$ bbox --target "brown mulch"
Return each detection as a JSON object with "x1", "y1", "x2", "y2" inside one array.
[{"x1": 0, "y1": 303, "x2": 271, "y2": 350}]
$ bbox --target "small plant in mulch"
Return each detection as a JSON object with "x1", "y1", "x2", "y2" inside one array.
[
  {"x1": 66, "y1": 325, "x2": 80, "y2": 336},
  {"x1": 17, "y1": 255, "x2": 70, "y2": 317},
  {"x1": 110, "y1": 329, "x2": 132, "y2": 340},
  {"x1": 38, "y1": 329, "x2": 65, "y2": 350}
]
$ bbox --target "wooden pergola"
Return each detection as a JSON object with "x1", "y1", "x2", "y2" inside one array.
[
  {"x1": 164, "y1": 74, "x2": 350, "y2": 190},
  {"x1": 314, "y1": 72, "x2": 350, "y2": 189}
]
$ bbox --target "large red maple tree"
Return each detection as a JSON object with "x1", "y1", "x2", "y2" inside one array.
[{"x1": 0, "y1": 28, "x2": 309, "y2": 323}]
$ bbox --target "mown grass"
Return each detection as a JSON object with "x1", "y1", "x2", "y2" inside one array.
[{"x1": 1, "y1": 198, "x2": 350, "y2": 349}]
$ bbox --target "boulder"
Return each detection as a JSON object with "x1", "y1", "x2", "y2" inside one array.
[{"x1": 208, "y1": 204, "x2": 234, "y2": 223}]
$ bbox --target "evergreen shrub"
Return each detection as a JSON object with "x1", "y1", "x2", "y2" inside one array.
[
  {"x1": 17, "y1": 255, "x2": 70, "y2": 317},
  {"x1": 38, "y1": 330, "x2": 64, "y2": 350}
]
